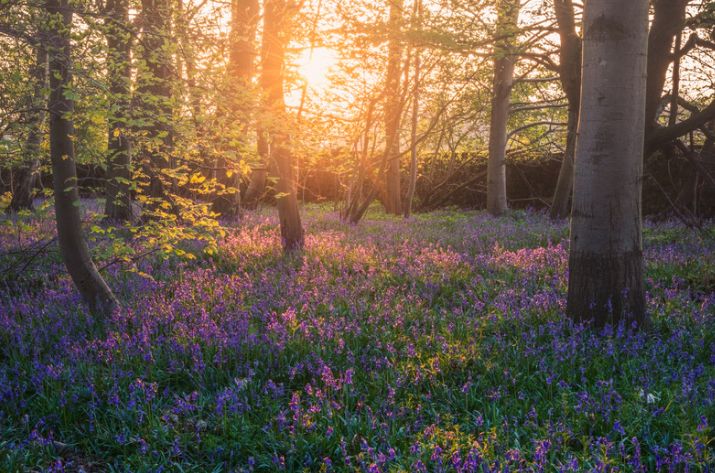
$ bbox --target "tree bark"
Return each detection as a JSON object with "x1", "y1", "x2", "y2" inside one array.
[
  {"x1": 403, "y1": 0, "x2": 421, "y2": 219},
  {"x1": 486, "y1": 0, "x2": 520, "y2": 217},
  {"x1": 549, "y1": 0, "x2": 581, "y2": 220},
  {"x1": 242, "y1": 139, "x2": 268, "y2": 209},
  {"x1": 273, "y1": 139, "x2": 304, "y2": 251},
  {"x1": 229, "y1": 0, "x2": 259, "y2": 78},
  {"x1": 549, "y1": 107, "x2": 578, "y2": 219},
  {"x1": 214, "y1": 0, "x2": 259, "y2": 218},
  {"x1": 343, "y1": 97, "x2": 379, "y2": 224},
  {"x1": 8, "y1": 45, "x2": 47, "y2": 214},
  {"x1": 567, "y1": 0, "x2": 648, "y2": 327},
  {"x1": 46, "y1": 0, "x2": 118, "y2": 319},
  {"x1": 104, "y1": 0, "x2": 134, "y2": 222},
  {"x1": 676, "y1": 123, "x2": 714, "y2": 214},
  {"x1": 136, "y1": 0, "x2": 173, "y2": 206},
  {"x1": 262, "y1": 0, "x2": 304, "y2": 251},
  {"x1": 383, "y1": 0, "x2": 403, "y2": 215},
  {"x1": 699, "y1": 126, "x2": 715, "y2": 201},
  {"x1": 644, "y1": 0, "x2": 688, "y2": 132},
  {"x1": 242, "y1": 0, "x2": 271, "y2": 211}
]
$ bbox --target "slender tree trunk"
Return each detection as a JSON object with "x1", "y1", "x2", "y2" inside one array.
[
  {"x1": 262, "y1": 0, "x2": 303, "y2": 251},
  {"x1": 7, "y1": 163, "x2": 40, "y2": 213},
  {"x1": 176, "y1": 0, "x2": 201, "y2": 122},
  {"x1": 676, "y1": 123, "x2": 714, "y2": 214},
  {"x1": 176, "y1": 0, "x2": 204, "y2": 167},
  {"x1": 46, "y1": 0, "x2": 118, "y2": 318},
  {"x1": 403, "y1": 0, "x2": 421, "y2": 219},
  {"x1": 348, "y1": 186, "x2": 377, "y2": 224},
  {"x1": 229, "y1": 0, "x2": 259, "y2": 79},
  {"x1": 137, "y1": 0, "x2": 173, "y2": 206},
  {"x1": 644, "y1": 0, "x2": 688, "y2": 132},
  {"x1": 486, "y1": 0, "x2": 520, "y2": 217},
  {"x1": 104, "y1": 0, "x2": 134, "y2": 222},
  {"x1": 567, "y1": 0, "x2": 648, "y2": 327},
  {"x1": 669, "y1": 31, "x2": 682, "y2": 128},
  {"x1": 549, "y1": 0, "x2": 581, "y2": 220},
  {"x1": 273, "y1": 138, "x2": 304, "y2": 250},
  {"x1": 242, "y1": 138, "x2": 268, "y2": 209},
  {"x1": 671, "y1": 36, "x2": 698, "y2": 216},
  {"x1": 214, "y1": 0, "x2": 259, "y2": 217},
  {"x1": 549, "y1": 106, "x2": 578, "y2": 219},
  {"x1": 699, "y1": 128, "x2": 715, "y2": 203},
  {"x1": 343, "y1": 98, "x2": 378, "y2": 224},
  {"x1": 175, "y1": 0, "x2": 214, "y2": 209},
  {"x1": 383, "y1": 0, "x2": 403, "y2": 215},
  {"x1": 242, "y1": 0, "x2": 272, "y2": 211},
  {"x1": 8, "y1": 45, "x2": 47, "y2": 214}
]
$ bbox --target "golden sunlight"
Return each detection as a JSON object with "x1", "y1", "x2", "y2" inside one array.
[{"x1": 295, "y1": 47, "x2": 338, "y2": 92}]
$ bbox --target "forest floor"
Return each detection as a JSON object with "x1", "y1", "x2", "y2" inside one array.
[{"x1": 1, "y1": 205, "x2": 714, "y2": 472}]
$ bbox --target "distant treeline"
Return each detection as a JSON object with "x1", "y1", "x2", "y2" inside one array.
[{"x1": 3, "y1": 150, "x2": 712, "y2": 218}]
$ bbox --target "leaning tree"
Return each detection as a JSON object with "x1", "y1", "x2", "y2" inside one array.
[{"x1": 46, "y1": 0, "x2": 118, "y2": 318}]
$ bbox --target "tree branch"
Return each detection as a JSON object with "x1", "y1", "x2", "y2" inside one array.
[{"x1": 647, "y1": 99, "x2": 715, "y2": 152}]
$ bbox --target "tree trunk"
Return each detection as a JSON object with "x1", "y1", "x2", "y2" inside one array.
[
  {"x1": 404, "y1": 0, "x2": 421, "y2": 219},
  {"x1": 273, "y1": 139, "x2": 304, "y2": 250},
  {"x1": 486, "y1": 0, "x2": 520, "y2": 217},
  {"x1": 343, "y1": 98, "x2": 378, "y2": 224},
  {"x1": 549, "y1": 106, "x2": 578, "y2": 219},
  {"x1": 176, "y1": 0, "x2": 209, "y2": 194},
  {"x1": 7, "y1": 45, "x2": 48, "y2": 214},
  {"x1": 549, "y1": 0, "x2": 581, "y2": 220},
  {"x1": 46, "y1": 0, "x2": 118, "y2": 319},
  {"x1": 262, "y1": 0, "x2": 304, "y2": 252},
  {"x1": 214, "y1": 0, "x2": 259, "y2": 218},
  {"x1": 242, "y1": 0, "x2": 272, "y2": 211},
  {"x1": 104, "y1": 0, "x2": 134, "y2": 222},
  {"x1": 136, "y1": 0, "x2": 173, "y2": 206},
  {"x1": 699, "y1": 128, "x2": 715, "y2": 203},
  {"x1": 644, "y1": 0, "x2": 688, "y2": 132},
  {"x1": 242, "y1": 141, "x2": 268, "y2": 209},
  {"x1": 567, "y1": 0, "x2": 648, "y2": 327},
  {"x1": 676, "y1": 123, "x2": 714, "y2": 215},
  {"x1": 229, "y1": 0, "x2": 259, "y2": 78},
  {"x1": 383, "y1": 0, "x2": 403, "y2": 215}
]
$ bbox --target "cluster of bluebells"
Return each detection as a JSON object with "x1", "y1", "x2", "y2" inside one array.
[{"x1": 0, "y1": 207, "x2": 713, "y2": 471}]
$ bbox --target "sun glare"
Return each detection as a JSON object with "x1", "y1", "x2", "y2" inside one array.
[{"x1": 296, "y1": 47, "x2": 338, "y2": 92}]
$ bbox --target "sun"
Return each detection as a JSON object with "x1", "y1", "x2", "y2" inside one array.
[{"x1": 295, "y1": 47, "x2": 338, "y2": 92}]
